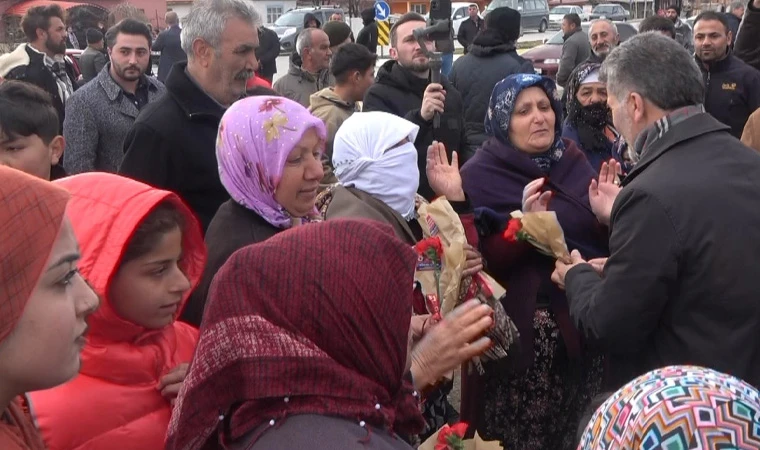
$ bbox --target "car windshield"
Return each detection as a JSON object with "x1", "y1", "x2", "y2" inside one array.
[
  {"x1": 274, "y1": 11, "x2": 306, "y2": 27},
  {"x1": 593, "y1": 6, "x2": 615, "y2": 13},
  {"x1": 547, "y1": 29, "x2": 565, "y2": 44},
  {"x1": 550, "y1": 6, "x2": 572, "y2": 14},
  {"x1": 486, "y1": 0, "x2": 514, "y2": 11}
]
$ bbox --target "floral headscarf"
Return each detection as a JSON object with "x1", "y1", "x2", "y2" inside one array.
[
  {"x1": 579, "y1": 366, "x2": 760, "y2": 449},
  {"x1": 485, "y1": 73, "x2": 565, "y2": 171},
  {"x1": 216, "y1": 96, "x2": 327, "y2": 229}
]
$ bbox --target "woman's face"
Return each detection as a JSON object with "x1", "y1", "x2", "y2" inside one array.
[
  {"x1": 0, "y1": 218, "x2": 99, "y2": 394},
  {"x1": 576, "y1": 82, "x2": 608, "y2": 106},
  {"x1": 274, "y1": 127, "x2": 324, "y2": 218},
  {"x1": 508, "y1": 86, "x2": 556, "y2": 154}
]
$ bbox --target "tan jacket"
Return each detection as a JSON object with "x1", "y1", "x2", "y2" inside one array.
[
  {"x1": 741, "y1": 107, "x2": 760, "y2": 152},
  {"x1": 309, "y1": 87, "x2": 358, "y2": 184}
]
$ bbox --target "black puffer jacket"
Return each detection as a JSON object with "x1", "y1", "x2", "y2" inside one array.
[
  {"x1": 449, "y1": 30, "x2": 534, "y2": 154},
  {"x1": 363, "y1": 60, "x2": 467, "y2": 200}
]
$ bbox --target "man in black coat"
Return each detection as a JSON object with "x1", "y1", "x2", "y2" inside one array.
[
  {"x1": 725, "y1": 0, "x2": 745, "y2": 46},
  {"x1": 255, "y1": 25, "x2": 280, "y2": 83},
  {"x1": 363, "y1": 12, "x2": 467, "y2": 200},
  {"x1": 456, "y1": 4, "x2": 484, "y2": 54},
  {"x1": 153, "y1": 11, "x2": 187, "y2": 83},
  {"x1": 736, "y1": 0, "x2": 760, "y2": 71},
  {"x1": 693, "y1": 11, "x2": 760, "y2": 138},
  {"x1": 356, "y1": 8, "x2": 378, "y2": 54},
  {"x1": 553, "y1": 33, "x2": 760, "y2": 390},
  {"x1": 119, "y1": 0, "x2": 260, "y2": 234},
  {"x1": 450, "y1": 7, "x2": 533, "y2": 154}
]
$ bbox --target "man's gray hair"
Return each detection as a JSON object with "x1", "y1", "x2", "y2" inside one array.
[
  {"x1": 730, "y1": 1, "x2": 745, "y2": 11},
  {"x1": 600, "y1": 33, "x2": 704, "y2": 111},
  {"x1": 296, "y1": 28, "x2": 318, "y2": 55},
  {"x1": 180, "y1": 0, "x2": 259, "y2": 59},
  {"x1": 590, "y1": 18, "x2": 618, "y2": 35}
]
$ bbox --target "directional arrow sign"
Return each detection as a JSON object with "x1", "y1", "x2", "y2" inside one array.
[{"x1": 374, "y1": 1, "x2": 390, "y2": 21}]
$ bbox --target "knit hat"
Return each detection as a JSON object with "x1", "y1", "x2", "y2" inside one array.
[
  {"x1": 485, "y1": 7, "x2": 521, "y2": 43},
  {"x1": 0, "y1": 166, "x2": 70, "y2": 343},
  {"x1": 322, "y1": 21, "x2": 352, "y2": 47}
]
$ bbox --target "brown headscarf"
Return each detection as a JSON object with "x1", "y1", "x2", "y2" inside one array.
[
  {"x1": 0, "y1": 166, "x2": 70, "y2": 449},
  {"x1": 166, "y1": 218, "x2": 426, "y2": 450}
]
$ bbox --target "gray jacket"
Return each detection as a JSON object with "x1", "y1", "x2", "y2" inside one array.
[
  {"x1": 674, "y1": 18, "x2": 694, "y2": 54},
  {"x1": 273, "y1": 53, "x2": 331, "y2": 107},
  {"x1": 63, "y1": 65, "x2": 165, "y2": 174},
  {"x1": 78, "y1": 46, "x2": 107, "y2": 84},
  {"x1": 556, "y1": 29, "x2": 591, "y2": 87}
]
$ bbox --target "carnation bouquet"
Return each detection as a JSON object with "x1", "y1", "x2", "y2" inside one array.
[{"x1": 503, "y1": 210, "x2": 572, "y2": 264}]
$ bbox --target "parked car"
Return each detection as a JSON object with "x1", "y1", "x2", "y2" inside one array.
[
  {"x1": 485, "y1": 0, "x2": 550, "y2": 32},
  {"x1": 548, "y1": 5, "x2": 588, "y2": 29},
  {"x1": 271, "y1": 6, "x2": 345, "y2": 52},
  {"x1": 589, "y1": 3, "x2": 630, "y2": 21},
  {"x1": 522, "y1": 21, "x2": 637, "y2": 79}
]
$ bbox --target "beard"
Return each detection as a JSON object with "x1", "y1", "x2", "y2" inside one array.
[
  {"x1": 113, "y1": 61, "x2": 145, "y2": 81},
  {"x1": 46, "y1": 35, "x2": 66, "y2": 55},
  {"x1": 593, "y1": 43, "x2": 614, "y2": 57}
]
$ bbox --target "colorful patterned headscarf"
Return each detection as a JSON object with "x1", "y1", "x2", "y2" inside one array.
[
  {"x1": 579, "y1": 366, "x2": 760, "y2": 449},
  {"x1": 216, "y1": 96, "x2": 327, "y2": 229},
  {"x1": 485, "y1": 73, "x2": 565, "y2": 171}
]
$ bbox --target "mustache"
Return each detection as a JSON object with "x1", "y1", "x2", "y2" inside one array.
[{"x1": 235, "y1": 70, "x2": 254, "y2": 81}]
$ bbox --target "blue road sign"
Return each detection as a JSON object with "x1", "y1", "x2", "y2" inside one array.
[{"x1": 374, "y1": 1, "x2": 391, "y2": 20}]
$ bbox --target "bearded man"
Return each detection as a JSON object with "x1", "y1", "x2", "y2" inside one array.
[{"x1": 63, "y1": 19, "x2": 165, "y2": 174}]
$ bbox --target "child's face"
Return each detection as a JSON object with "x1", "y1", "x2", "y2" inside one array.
[
  {"x1": 0, "y1": 133, "x2": 63, "y2": 180},
  {"x1": 108, "y1": 226, "x2": 191, "y2": 329}
]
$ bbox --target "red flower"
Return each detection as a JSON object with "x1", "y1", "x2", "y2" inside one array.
[
  {"x1": 258, "y1": 98, "x2": 283, "y2": 112},
  {"x1": 415, "y1": 236, "x2": 444, "y2": 260},
  {"x1": 502, "y1": 218, "x2": 522, "y2": 242},
  {"x1": 435, "y1": 422, "x2": 468, "y2": 450}
]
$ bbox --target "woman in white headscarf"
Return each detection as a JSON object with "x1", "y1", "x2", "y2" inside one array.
[{"x1": 317, "y1": 111, "x2": 486, "y2": 439}]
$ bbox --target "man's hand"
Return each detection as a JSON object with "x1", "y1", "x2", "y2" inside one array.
[
  {"x1": 421, "y1": 83, "x2": 446, "y2": 121},
  {"x1": 551, "y1": 249, "x2": 588, "y2": 290},
  {"x1": 589, "y1": 159, "x2": 622, "y2": 226}
]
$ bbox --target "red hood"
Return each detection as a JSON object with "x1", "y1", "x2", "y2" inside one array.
[
  {"x1": 55, "y1": 173, "x2": 206, "y2": 344},
  {"x1": 522, "y1": 43, "x2": 562, "y2": 61}
]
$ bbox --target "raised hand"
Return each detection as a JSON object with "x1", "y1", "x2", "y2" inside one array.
[
  {"x1": 589, "y1": 159, "x2": 622, "y2": 226},
  {"x1": 427, "y1": 141, "x2": 465, "y2": 201},
  {"x1": 522, "y1": 178, "x2": 552, "y2": 213}
]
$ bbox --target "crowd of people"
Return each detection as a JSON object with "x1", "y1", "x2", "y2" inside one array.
[{"x1": 2, "y1": 0, "x2": 760, "y2": 449}]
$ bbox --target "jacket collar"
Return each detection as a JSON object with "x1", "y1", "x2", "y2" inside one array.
[
  {"x1": 696, "y1": 50, "x2": 734, "y2": 73},
  {"x1": 97, "y1": 63, "x2": 160, "y2": 103},
  {"x1": 625, "y1": 112, "x2": 730, "y2": 184},
  {"x1": 165, "y1": 61, "x2": 227, "y2": 119}
]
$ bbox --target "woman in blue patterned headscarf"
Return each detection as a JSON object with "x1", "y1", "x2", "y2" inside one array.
[
  {"x1": 459, "y1": 74, "x2": 609, "y2": 450},
  {"x1": 579, "y1": 366, "x2": 760, "y2": 449}
]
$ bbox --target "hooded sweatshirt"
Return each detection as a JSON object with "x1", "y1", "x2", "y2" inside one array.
[
  {"x1": 28, "y1": 173, "x2": 206, "y2": 450},
  {"x1": 309, "y1": 87, "x2": 357, "y2": 184}
]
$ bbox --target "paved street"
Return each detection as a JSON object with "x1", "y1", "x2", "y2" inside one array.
[{"x1": 272, "y1": 29, "x2": 556, "y2": 82}]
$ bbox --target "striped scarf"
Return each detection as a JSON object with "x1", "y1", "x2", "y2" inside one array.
[{"x1": 631, "y1": 104, "x2": 706, "y2": 163}]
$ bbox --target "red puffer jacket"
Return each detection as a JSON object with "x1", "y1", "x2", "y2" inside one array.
[{"x1": 29, "y1": 173, "x2": 206, "y2": 450}]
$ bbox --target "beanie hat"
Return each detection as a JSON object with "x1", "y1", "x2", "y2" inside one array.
[
  {"x1": 485, "y1": 7, "x2": 521, "y2": 43},
  {"x1": 323, "y1": 21, "x2": 352, "y2": 47}
]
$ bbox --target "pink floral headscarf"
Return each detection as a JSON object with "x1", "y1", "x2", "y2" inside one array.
[{"x1": 216, "y1": 96, "x2": 327, "y2": 229}]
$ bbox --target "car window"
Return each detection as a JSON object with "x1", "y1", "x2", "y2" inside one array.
[
  {"x1": 274, "y1": 11, "x2": 305, "y2": 27},
  {"x1": 550, "y1": 6, "x2": 570, "y2": 14},
  {"x1": 486, "y1": 0, "x2": 512, "y2": 10},
  {"x1": 547, "y1": 29, "x2": 564, "y2": 44},
  {"x1": 536, "y1": 0, "x2": 547, "y2": 11},
  {"x1": 453, "y1": 6, "x2": 466, "y2": 19},
  {"x1": 593, "y1": 6, "x2": 614, "y2": 13}
]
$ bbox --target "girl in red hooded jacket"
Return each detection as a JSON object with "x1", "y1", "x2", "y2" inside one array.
[{"x1": 28, "y1": 173, "x2": 207, "y2": 450}]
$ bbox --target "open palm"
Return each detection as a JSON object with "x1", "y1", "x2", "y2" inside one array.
[
  {"x1": 589, "y1": 160, "x2": 623, "y2": 225},
  {"x1": 427, "y1": 141, "x2": 464, "y2": 201}
]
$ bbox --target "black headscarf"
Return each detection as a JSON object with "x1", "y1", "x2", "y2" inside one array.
[{"x1": 565, "y1": 62, "x2": 613, "y2": 155}]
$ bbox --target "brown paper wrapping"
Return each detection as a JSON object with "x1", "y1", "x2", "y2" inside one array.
[
  {"x1": 510, "y1": 210, "x2": 571, "y2": 264},
  {"x1": 419, "y1": 429, "x2": 504, "y2": 450}
]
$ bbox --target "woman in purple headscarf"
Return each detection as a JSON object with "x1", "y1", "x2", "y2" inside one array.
[{"x1": 182, "y1": 96, "x2": 327, "y2": 326}]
